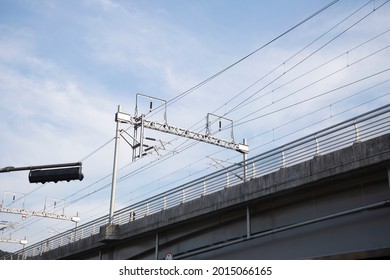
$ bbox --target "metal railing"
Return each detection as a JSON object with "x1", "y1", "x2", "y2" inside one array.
[{"x1": 4, "y1": 104, "x2": 390, "y2": 260}]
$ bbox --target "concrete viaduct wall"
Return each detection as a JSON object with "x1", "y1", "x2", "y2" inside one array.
[{"x1": 39, "y1": 133, "x2": 390, "y2": 260}]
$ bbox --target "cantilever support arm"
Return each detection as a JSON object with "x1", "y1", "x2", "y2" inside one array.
[{"x1": 0, "y1": 162, "x2": 82, "y2": 173}]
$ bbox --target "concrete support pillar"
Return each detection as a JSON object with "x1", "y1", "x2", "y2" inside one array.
[
  {"x1": 246, "y1": 206, "x2": 251, "y2": 239},
  {"x1": 387, "y1": 167, "x2": 390, "y2": 190},
  {"x1": 155, "y1": 232, "x2": 159, "y2": 260}
]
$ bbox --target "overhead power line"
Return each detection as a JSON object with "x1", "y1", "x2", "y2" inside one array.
[
  {"x1": 234, "y1": 67, "x2": 390, "y2": 127},
  {"x1": 148, "y1": 0, "x2": 340, "y2": 117},
  {"x1": 223, "y1": 0, "x2": 390, "y2": 118}
]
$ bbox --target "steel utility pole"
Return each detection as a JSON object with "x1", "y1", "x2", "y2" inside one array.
[{"x1": 108, "y1": 105, "x2": 121, "y2": 224}]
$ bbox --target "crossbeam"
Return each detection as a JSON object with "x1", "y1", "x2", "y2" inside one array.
[
  {"x1": 115, "y1": 111, "x2": 249, "y2": 154},
  {"x1": 0, "y1": 237, "x2": 27, "y2": 245},
  {"x1": 0, "y1": 205, "x2": 80, "y2": 223}
]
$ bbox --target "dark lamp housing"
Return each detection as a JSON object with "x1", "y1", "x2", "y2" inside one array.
[{"x1": 29, "y1": 166, "x2": 84, "y2": 184}]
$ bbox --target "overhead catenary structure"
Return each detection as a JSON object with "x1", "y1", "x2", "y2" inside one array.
[
  {"x1": 0, "y1": 205, "x2": 80, "y2": 223},
  {"x1": 0, "y1": 221, "x2": 28, "y2": 246},
  {"x1": 115, "y1": 111, "x2": 249, "y2": 155},
  {"x1": 0, "y1": 237, "x2": 28, "y2": 245},
  {"x1": 108, "y1": 94, "x2": 249, "y2": 224}
]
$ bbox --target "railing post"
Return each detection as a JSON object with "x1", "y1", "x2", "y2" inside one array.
[
  {"x1": 315, "y1": 134, "x2": 321, "y2": 156},
  {"x1": 243, "y1": 138, "x2": 248, "y2": 182},
  {"x1": 182, "y1": 189, "x2": 186, "y2": 203},
  {"x1": 226, "y1": 170, "x2": 230, "y2": 188},
  {"x1": 252, "y1": 161, "x2": 256, "y2": 179},
  {"x1": 354, "y1": 121, "x2": 361, "y2": 143},
  {"x1": 40, "y1": 242, "x2": 43, "y2": 256},
  {"x1": 202, "y1": 178, "x2": 207, "y2": 196},
  {"x1": 281, "y1": 147, "x2": 286, "y2": 168}
]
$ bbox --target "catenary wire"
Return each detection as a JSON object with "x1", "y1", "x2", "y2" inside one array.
[{"x1": 146, "y1": 0, "x2": 340, "y2": 118}]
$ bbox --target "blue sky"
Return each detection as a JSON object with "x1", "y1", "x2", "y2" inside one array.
[{"x1": 1, "y1": 0, "x2": 389, "y2": 252}]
